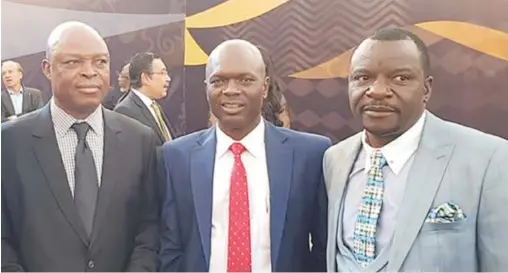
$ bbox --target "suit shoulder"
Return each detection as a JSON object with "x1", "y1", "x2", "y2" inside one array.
[
  {"x1": 1, "y1": 109, "x2": 42, "y2": 144},
  {"x1": 24, "y1": 87, "x2": 42, "y2": 94},
  {"x1": 105, "y1": 109, "x2": 152, "y2": 134},
  {"x1": 162, "y1": 128, "x2": 209, "y2": 152},
  {"x1": 113, "y1": 97, "x2": 133, "y2": 111},
  {"x1": 283, "y1": 127, "x2": 331, "y2": 144},
  {"x1": 444, "y1": 120, "x2": 508, "y2": 150},
  {"x1": 2, "y1": 108, "x2": 41, "y2": 132},
  {"x1": 326, "y1": 132, "x2": 361, "y2": 155}
]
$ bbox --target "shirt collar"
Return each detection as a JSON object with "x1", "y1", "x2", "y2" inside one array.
[
  {"x1": 362, "y1": 110, "x2": 426, "y2": 175},
  {"x1": 7, "y1": 87, "x2": 23, "y2": 95},
  {"x1": 131, "y1": 89, "x2": 154, "y2": 108},
  {"x1": 215, "y1": 118, "x2": 265, "y2": 158},
  {"x1": 50, "y1": 99, "x2": 103, "y2": 138}
]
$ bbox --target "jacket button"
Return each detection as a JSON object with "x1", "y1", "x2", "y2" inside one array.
[{"x1": 87, "y1": 260, "x2": 95, "y2": 269}]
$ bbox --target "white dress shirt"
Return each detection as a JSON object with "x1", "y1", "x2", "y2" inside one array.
[
  {"x1": 8, "y1": 87, "x2": 23, "y2": 115},
  {"x1": 131, "y1": 89, "x2": 170, "y2": 137},
  {"x1": 362, "y1": 111, "x2": 426, "y2": 175},
  {"x1": 209, "y1": 119, "x2": 272, "y2": 272}
]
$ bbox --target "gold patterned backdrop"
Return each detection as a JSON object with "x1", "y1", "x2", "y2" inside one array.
[{"x1": 2, "y1": 0, "x2": 508, "y2": 142}]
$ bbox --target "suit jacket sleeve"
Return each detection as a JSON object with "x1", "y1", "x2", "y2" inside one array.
[
  {"x1": 308, "y1": 138, "x2": 332, "y2": 272},
  {"x1": 125, "y1": 131, "x2": 160, "y2": 271},
  {"x1": 1, "y1": 133, "x2": 25, "y2": 272},
  {"x1": 159, "y1": 145, "x2": 183, "y2": 271},
  {"x1": 477, "y1": 142, "x2": 508, "y2": 271}
]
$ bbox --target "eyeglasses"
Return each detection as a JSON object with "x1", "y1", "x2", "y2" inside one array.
[{"x1": 148, "y1": 71, "x2": 171, "y2": 81}]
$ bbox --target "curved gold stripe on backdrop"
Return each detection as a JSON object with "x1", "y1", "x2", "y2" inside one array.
[
  {"x1": 186, "y1": 0, "x2": 292, "y2": 28},
  {"x1": 290, "y1": 21, "x2": 508, "y2": 79},
  {"x1": 184, "y1": 0, "x2": 293, "y2": 65}
]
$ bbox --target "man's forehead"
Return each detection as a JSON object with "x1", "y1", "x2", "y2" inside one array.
[
  {"x1": 53, "y1": 31, "x2": 108, "y2": 58},
  {"x1": 212, "y1": 53, "x2": 262, "y2": 75},
  {"x1": 152, "y1": 59, "x2": 167, "y2": 70},
  {"x1": 351, "y1": 39, "x2": 420, "y2": 67}
]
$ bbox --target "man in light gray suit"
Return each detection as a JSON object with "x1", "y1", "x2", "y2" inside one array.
[{"x1": 323, "y1": 27, "x2": 508, "y2": 272}]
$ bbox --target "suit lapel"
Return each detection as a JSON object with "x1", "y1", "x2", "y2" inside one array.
[
  {"x1": 130, "y1": 93, "x2": 165, "y2": 143},
  {"x1": 265, "y1": 123, "x2": 293, "y2": 266},
  {"x1": 32, "y1": 105, "x2": 89, "y2": 245},
  {"x1": 22, "y1": 88, "x2": 31, "y2": 113},
  {"x1": 190, "y1": 128, "x2": 216, "y2": 269},
  {"x1": 90, "y1": 110, "x2": 123, "y2": 247},
  {"x1": 326, "y1": 134, "x2": 361, "y2": 271},
  {"x1": 388, "y1": 113, "x2": 455, "y2": 272},
  {"x1": 2, "y1": 90, "x2": 15, "y2": 116}
]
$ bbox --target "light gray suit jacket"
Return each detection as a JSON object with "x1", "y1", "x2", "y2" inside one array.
[{"x1": 323, "y1": 111, "x2": 508, "y2": 272}]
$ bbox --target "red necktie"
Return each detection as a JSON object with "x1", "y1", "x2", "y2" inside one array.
[{"x1": 227, "y1": 143, "x2": 252, "y2": 272}]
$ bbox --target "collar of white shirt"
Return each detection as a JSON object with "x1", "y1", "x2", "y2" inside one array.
[
  {"x1": 215, "y1": 118, "x2": 265, "y2": 159},
  {"x1": 131, "y1": 88, "x2": 154, "y2": 108},
  {"x1": 361, "y1": 110, "x2": 426, "y2": 175},
  {"x1": 7, "y1": 87, "x2": 23, "y2": 95},
  {"x1": 50, "y1": 98, "x2": 103, "y2": 138}
]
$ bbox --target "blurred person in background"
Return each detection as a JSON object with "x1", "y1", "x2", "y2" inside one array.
[{"x1": 1, "y1": 60, "x2": 44, "y2": 122}]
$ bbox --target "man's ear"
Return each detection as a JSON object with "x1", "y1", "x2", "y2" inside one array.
[
  {"x1": 41, "y1": 59, "x2": 51, "y2": 80},
  {"x1": 262, "y1": 77, "x2": 270, "y2": 99},
  {"x1": 423, "y1": 76, "x2": 433, "y2": 103}
]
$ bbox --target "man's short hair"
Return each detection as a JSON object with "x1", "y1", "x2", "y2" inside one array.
[
  {"x1": 129, "y1": 52, "x2": 160, "y2": 89},
  {"x1": 357, "y1": 27, "x2": 431, "y2": 77}
]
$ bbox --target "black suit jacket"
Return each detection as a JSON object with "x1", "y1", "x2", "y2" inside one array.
[
  {"x1": 1, "y1": 105, "x2": 160, "y2": 272},
  {"x1": 1, "y1": 87, "x2": 44, "y2": 123},
  {"x1": 114, "y1": 91, "x2": 176, "y2": 146},
  {"x1": 102, "y1": 87, "x2": 128, "y2": 110}
]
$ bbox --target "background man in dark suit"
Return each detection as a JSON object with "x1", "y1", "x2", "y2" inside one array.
[
  {"x1": 159, "y1": 39, "x2": 330, "y2": 272},
  {"x1": 1, "y1": 21, "x2": 159, "y2": 272},
  {"x1": 102, "y1": 63, "x2": 130, "y2": 110},
  {"x1": 1, "y1": 61, "x2": 44, "y2": 122},
  {"x1": 114, "y1": 52, "x2": 176, "y2": 146}
]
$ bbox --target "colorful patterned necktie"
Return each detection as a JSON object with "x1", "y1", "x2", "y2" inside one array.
[
  {"x1": 227, "y1": 142, "x2": 252, "y2": 272},
  {"x1": 353, "y1": 149, "x2": 387, "y2": 267},
  {"x1": 150, "y1": 102, "x2": 171, "y2": 142}
]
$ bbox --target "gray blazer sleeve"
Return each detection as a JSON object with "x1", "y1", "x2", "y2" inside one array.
[{"x1": 477, "y1": 142, "x2": 508, "y2": 271}]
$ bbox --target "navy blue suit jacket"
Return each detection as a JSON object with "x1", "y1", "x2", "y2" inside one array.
[{"x1": 159, "y1": 122, "x2": 331, "y2": 271}]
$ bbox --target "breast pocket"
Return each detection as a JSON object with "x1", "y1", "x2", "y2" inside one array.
[{"x1": 414, "y1": 218, "x2": 475, "y2": 271}]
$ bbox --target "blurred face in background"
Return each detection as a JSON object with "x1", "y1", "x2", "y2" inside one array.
[
  {"x1": 117, "y1": 64, "x2": 130, "y2": 91},
  {"x1": 2, "y1": 61, "x2": 23, "y2": 91}
]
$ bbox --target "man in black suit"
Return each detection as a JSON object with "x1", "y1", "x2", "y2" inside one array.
[
  {"x1": 1, "y1": 21, "x2": 159, "y2": 272},
  {"x1": 114, "y1": 52, "x2": 176, "y2": 146},
  {"x1": 102, "y1": 63, "x2": 131, "y2": 110},
  {"x1": 1, "y1": 61, "x2": 44, "y2": 122}
]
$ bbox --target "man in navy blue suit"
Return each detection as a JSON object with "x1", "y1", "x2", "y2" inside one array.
[{"x1": 159, "y1": 39, "x2": 330, "y2": 272}]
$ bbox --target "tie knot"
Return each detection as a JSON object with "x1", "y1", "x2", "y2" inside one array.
[
  {"x1": 72, "y1": 122, "x2": 91, "y2": 141},
  {"x1": 229, "y1": 142, "x2": 246, "y2": 157},
  {"x1": 151, "y1": 102, "x2": 160, "y2": 111},
  {"x1": 370, "y1": 149, "x2": 387, "y2": 167}
]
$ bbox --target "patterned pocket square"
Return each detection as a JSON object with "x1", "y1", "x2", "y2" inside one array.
[{"x1": 425, "y1": 202, "x2": 466, "y2": 223}]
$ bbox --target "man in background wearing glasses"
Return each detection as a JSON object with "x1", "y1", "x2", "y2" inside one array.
[{"x1": 114, "y1": 52, "x2": 176, "y2": 146}]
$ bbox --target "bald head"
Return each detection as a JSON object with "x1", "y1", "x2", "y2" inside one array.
[
  {"x1": 206, "y1": 39, "x2": 265, "y2": 80},
  {"x1": 41, "y1": 21, "x2": 110, "y2": 119},
  {"x1": 46, "y1": 21, "x2": 106, "y2": 60}
]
